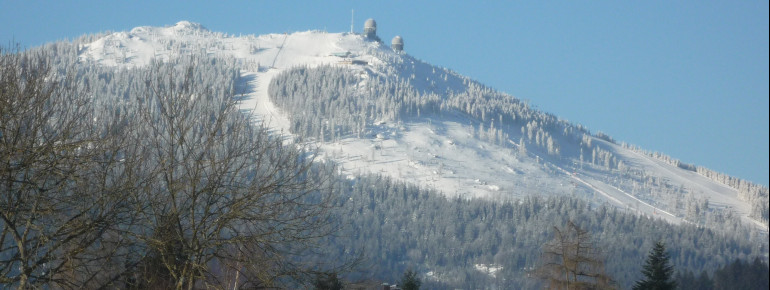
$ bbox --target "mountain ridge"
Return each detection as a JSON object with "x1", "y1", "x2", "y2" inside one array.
[{"x1": 75, "y1": 21, "x2": 768, "y2": 233}]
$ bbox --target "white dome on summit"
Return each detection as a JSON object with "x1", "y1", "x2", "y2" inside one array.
[
  {"x1": 364, "y1": 18, "x2": 377, "y2": 40},
  {"x1": 391, "y1": 36, "x2": 403, "y2": 51},
  {"x1": 364, "y1": 19, "x2": 376, "y2": 29}
]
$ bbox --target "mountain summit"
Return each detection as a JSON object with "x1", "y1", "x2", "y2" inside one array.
[{"x1": 78, "y1": 21, "x2": 768, "y2": 232}]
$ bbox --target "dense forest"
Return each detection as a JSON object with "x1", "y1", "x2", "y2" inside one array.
[
  {"x1": 676, "y1": 257, "x2": 769, "y2": 290},
  {"x1": 317, "y1": 174, "x2": 765, "y2": 289}
]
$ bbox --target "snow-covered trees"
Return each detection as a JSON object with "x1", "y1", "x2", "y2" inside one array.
[
  {"x1": 269, "y1": 65, "x2": 441, "y2": 142},
  {"x1": 685, "y1": 192, "x2": 709, "y2": 223},
  {"x1": 621, "y1": 143, "x2": 769, "y2": 226},
  {"x1": 269, "y1": 65, "x2": 576, "y2": 159},
  {"x1": 695, "y1": 167, "x2": 768, "y2": 224}
]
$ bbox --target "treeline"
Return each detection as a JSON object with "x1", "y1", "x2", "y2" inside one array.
[
  {"x1": 316, "y1": 174, "x2": 767, "y2": 289},
  {"x1": 695, "y1": 167, "x2": 769, "y2": 224},
  {"x1": 623, "y1": 143, "x2": 769, "y2": 225}
]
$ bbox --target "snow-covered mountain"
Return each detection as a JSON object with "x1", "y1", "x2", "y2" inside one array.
[{"x1": 78, "y1": 21, "x2": 768, "y2": 235}]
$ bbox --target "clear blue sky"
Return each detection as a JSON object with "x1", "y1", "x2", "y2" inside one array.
[{"x1": 2, "y1": 1, "x2": 768, "y2": 186}]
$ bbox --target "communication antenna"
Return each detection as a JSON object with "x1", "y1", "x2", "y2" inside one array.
[{"x1": 350, "y1": 9, "x2": 354, "y2": 34}]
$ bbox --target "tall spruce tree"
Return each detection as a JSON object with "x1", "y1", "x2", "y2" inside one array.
[
  {"x1": 400, "y1": 268, "x2": 421, "y2": 290},
  {"x1": 634, "y1": 241, "x2": 677, "y2": 290}
]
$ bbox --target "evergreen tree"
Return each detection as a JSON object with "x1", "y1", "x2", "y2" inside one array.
[
  {"x1": 634, "y1": 241, "x2": 677, "y2": 290},
  {"x1": 313, "y1": 272, "x2": 344, "y2": 290},
  {"x1": 400, "y1": 268, "x2": 421, "y2": 290}
]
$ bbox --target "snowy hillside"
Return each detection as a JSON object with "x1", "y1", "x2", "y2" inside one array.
[{"x1": 78, "y1": 21, "x2": 768, "y2": 235}]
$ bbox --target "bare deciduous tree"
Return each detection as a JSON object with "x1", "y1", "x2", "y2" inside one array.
[
  {"x1": 0, "y1": 46, "x2": 134, "y2": 288},
  {"x1": 124, "y1": 60, "x2": 338, "y2": 289},
  {"x1": 534, "y1": 221, "x2": 614, "y2": 290},
  {"x1": 2, "y1": 48, "x2": 343, "y2": 289}
]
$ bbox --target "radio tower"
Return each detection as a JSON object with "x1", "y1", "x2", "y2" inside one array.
[{"x1": 350, "y1": 9, "x2": 354, "y2": 34}]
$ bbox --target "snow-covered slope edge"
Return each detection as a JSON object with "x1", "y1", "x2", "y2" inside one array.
[{"x1": 78, "y1": 21, "x2": 768, "y2": 234}]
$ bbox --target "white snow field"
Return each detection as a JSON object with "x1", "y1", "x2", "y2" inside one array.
[{"x1": 79, "y1": 21, "x2": 767, "y2": 233}]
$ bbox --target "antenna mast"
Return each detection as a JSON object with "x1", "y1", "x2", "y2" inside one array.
[{"x1": 351, "y1": 9, "x2": 354, "y2": 34}]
